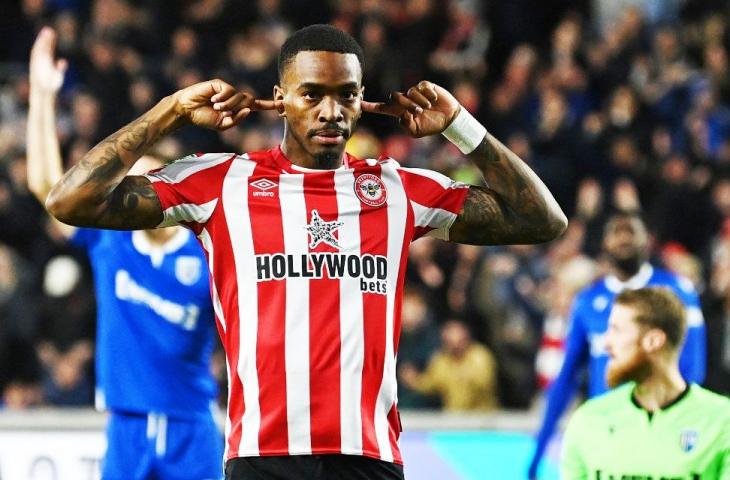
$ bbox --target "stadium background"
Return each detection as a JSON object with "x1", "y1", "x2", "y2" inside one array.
[{"x1": 1, "y1": 0, "x2": 730, "y2": 478}]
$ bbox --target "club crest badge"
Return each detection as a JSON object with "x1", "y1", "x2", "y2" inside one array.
[
  {"x1": 679, "y1": 429, "x2": 698, "y2": 452},
  {"x1": 175, "y1": 256, "x2": 203, "y2": 286},
  {"x1": 354, "y1": 174, "x2": 387, "y2": 207}
]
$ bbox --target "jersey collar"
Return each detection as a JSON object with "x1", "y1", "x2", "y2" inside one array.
[
  {"x1": 630, "y1": 382, "x2": 692, "y2": 419},
  {"x1": 604, "y1": 263, "x2": 654, "y2": 294},
  {"x1": 132, "y1": 228, "x2": 190, "y2": 268}
]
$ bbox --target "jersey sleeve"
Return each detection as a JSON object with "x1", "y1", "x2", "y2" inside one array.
[
  {"x1": 670, "y1": 276, "x2": 707, "y2": 384},
  {"x1": 142, "y1": 153, "x2": 235, "y2": 231},
  {"x1": 529, "y1": 293, "x2": 590, "y2": 478},
  {"x1": 396, "y1": 166, "x2": 469, "y2": 241},
  {"x1": 560, "y1": 408, "x2": 589, "y2": 480}
]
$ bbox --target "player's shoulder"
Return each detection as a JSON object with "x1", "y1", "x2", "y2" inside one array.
[
  {"x1": 575, "y1": 383, "x2": 634, "y2": 419},
  {"x1": 576, "y1": 278, "x2": 606, "y2": 297},
  {"x1": 71, "y1": 226, "x2": 125, "y2": 249},
  {"x1": 385, "y1": 159, "x2": 469, "y2": 193},
  {"x1": 650, "y1": 267, "x2": 697, "y2": 296},
  {"x1": 688, "y1": 384, "x2": 730, "y2": 413},
  {"x1": 242, "y1": 148, "x2": 283, "y2": 167},
  {"x1": 574, "y1": 278, "x2": 610, "y2": 305},
  {"x1": 90, "y1": 227, "x2": 132, "y2": 244},
  {"x1": 171, "y1": 152, "x2": 238, "y2": 167},
  {"x1": 148, "y1": 152, "x2": 238, "y2": 183}
]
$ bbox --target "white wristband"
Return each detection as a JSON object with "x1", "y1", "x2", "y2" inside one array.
[{"x1": 441, "y1": 106, "x2": 487, "y2": 154}]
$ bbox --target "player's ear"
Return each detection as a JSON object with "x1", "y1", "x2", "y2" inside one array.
[
  {"x1": 642, "y1": 328, "x2": 666, "y2": 353},
  {"x1": 273, "y1": 85, "x2": 286, "y2": 118}
]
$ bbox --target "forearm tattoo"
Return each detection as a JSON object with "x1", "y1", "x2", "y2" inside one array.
[
  {"x1": 52, "y1": 105, "x2": 181, "y2": 229},
  {"x1": 449, "y1": 137, "x2": 566, "y2": 245}
]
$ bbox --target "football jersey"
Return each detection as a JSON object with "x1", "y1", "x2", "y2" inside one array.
[
  {"x1": 144, "y1": 146, "x2": 469, "y2": 464},
  {"x1": 561, "y1": 383, "x2": 730, "y2": 479},
  {"x1": 71, "y1": 228, "x2": 218, "y2": 418},
  {"x1": 532, "y1": 263, "x2": 707, "y2": 474}
]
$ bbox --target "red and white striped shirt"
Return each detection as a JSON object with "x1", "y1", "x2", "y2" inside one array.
[{"x1": 144, "y1": 146, "x2": 468, "y2": 465}]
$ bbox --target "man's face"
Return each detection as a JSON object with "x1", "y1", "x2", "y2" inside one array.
[
  {"x1": 603, "y1": 216, "x2": 648, "y2": 272},
  {"x1": 605, "y1": 304, "x2": 651, "y2": 388},
  {"x1": 276, "y1": 51, "x2": 364, "y2": 169},
  {"x1": 441, "y1": 322, "x2": 470, "y2": 357}
]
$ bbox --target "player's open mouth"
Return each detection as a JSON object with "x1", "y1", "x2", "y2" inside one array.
[{"x1": 311, "y1": 129, "x2": 345, "y2": 145}]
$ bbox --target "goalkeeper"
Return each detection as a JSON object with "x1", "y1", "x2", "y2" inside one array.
[{"x1": 561, "y1": 287, "x2": 729, "y2": 479}]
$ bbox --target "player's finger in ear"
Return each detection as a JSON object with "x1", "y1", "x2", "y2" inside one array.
[
  {"x1": 391, "y1": 91, "x2": 423, "y2": 115},
  {"x1": 252, "y1": 99, "x2": 280, "y2": 111},
  {"x1": 361, "y1": 100, "x2": 405, "y2": 117},
  {"x1": 406, "y1": 87, "x2": 432, "y2": 109}
]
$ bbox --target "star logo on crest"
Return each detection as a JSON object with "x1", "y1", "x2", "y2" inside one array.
[{"x1": 305, "y1": 210, "x2": 344, "y2": 249}]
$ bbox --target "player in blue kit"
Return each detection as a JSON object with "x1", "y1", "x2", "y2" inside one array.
[
  {"x1": 27, "y1": 28, "x2": 223, "y2": 479},
  {"x1": 528, "y1": 212, "x2": 707, "y2": 479}
]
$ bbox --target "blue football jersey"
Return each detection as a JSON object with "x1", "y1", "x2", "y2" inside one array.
[
  {"x1": 71, "y1": 228, "x2": 218, "y2": 418},
  {"x1": 530, "y1": 263, "x2": 707, "y2": 476}
]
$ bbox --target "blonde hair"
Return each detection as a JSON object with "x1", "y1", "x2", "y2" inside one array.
[{"x1": 615, "y1": 287, "x2": 686, "y2": 348}]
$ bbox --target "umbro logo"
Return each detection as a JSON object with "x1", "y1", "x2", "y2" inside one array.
[{"x1": 250, "y1": 178, "x2": 277, "y2": 197}]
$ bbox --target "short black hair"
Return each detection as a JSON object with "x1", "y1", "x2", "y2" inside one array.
[{"x1": 278, "y1": 24, "x2": 364, "y2": 79}]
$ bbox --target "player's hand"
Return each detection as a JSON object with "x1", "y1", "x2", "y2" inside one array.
[
  {"x1": 173, "y1": 79, "x2": 280, "y2": 130},
  {"x1": 29, "y1": 26, "x2": 68, "y2": 96},
  {"x1": 362, "y1": 81, "x2": 460, "y2": 138}
]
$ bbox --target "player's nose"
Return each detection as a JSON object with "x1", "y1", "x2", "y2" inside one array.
[{"x1": 318, "y1": 97, "x2": 344, "y2": 123}]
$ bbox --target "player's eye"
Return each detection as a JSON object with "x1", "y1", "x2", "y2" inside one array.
[
  {"x1": 342, "y1": 91, "x2": 358, "y2": 101},
  {"x1": 303, "y1": 91, "x2": 319, "y2": 100}
]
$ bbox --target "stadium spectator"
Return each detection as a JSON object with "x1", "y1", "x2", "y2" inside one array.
[
  {"x1": 0, "y1": 336, "x2": 43, "y2": 409},
  {"x1": 396, "y1": 286, "x2": 441, "y2": 409},
  {"x1": 400, "y1": 320, "x2": 498, "y2": 412}
]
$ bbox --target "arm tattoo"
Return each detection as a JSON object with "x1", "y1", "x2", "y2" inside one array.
[
  {"x1": 449, "y1": 136, "x2": 567, "y2": 245},
  {"x1": 48, "y1": 98, "x2": 182, "y2": 229},
  {"x1": 450, "y1": 186, "x2": 551, "y2": 245},
  {"x1": 99, "y1": 176, "x2": 163, "y2": 230}
]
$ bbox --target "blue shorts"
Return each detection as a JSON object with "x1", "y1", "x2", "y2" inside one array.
[{"x1": 102, "y1": 410, "x2": 223, "y2": 480}]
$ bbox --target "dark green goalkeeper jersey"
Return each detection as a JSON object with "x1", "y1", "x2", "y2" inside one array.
[{"x1": 561, "y1": 382, "x2": 730, "y2": 480}]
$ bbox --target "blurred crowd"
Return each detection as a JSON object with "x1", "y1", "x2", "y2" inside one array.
[{"x1": 1, "y1": 0, "x2": 730, "y2": 412}]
